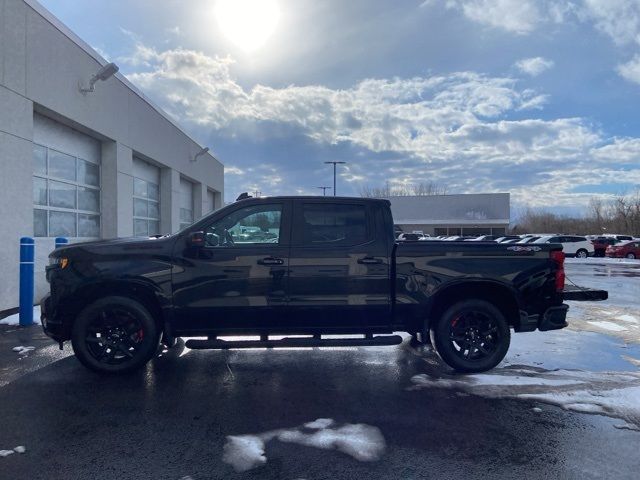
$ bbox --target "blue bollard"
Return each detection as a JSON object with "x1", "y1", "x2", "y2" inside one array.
[
  {"x1": 19, "y1": 237, "x2": 35, "y2": 327},
  {"x1": 55, "y1": 237, "x2": 69, "y2": 249}
]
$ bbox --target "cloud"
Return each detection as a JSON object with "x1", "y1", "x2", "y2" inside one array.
[
  {"x1": 617, "y1": 54, "x2": 640, "y2": 84},
  {"x1": 515, "y1": 57, "x2": 555, "y2": 76},
  {"x1": 121, "y1": 45, "x2": 640, "y2": 208},
  {"x1": 581, "y1": 0, "x2": 640, "y2": 46},
  {"x1": 455, "y1": 0, "x2": 542, "y2": 34}
]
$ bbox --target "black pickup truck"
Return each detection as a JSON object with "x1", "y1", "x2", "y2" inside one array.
[{"x1": 42, "y1": 196, "x2": 607, "y2": 374}]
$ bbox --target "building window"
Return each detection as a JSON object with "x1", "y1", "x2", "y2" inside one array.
[
  {"x1": 33, "y1": 144, "x2": 100, "y2": 238},
  {"x1": 179, "y1": 178, "x2": 194, "y2": 230},
  {"x1": 133, "y1": 177, "x2": 160, "y2": 237}
]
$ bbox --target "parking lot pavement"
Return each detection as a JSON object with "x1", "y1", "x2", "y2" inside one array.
[
  {"x1": 1, "y1": 324, "x2": 639, "y2": 480},
  {"x1": 1, "y1": 259, "x2": 638, "y2": 480}
]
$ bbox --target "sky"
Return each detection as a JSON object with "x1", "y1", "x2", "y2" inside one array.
[{"x1": 39, "y1": 0, "x2": 640, "y2": 214}]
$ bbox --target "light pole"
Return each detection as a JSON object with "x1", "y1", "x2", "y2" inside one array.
[
  {"x1": 316, "y1": 186, "x2": 332, "y2": 196},
  {"x1": 324, "y1": 161, "x2": 346, "y2": 196}
]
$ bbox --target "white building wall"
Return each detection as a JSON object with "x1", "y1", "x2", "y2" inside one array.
[{"x1": 0, "y1": 0, "x2": 224, "y2": 310}]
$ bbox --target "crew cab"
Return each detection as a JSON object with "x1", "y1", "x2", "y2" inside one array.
[{"x1": 41, "y1": 196, "x2": 607, "y2": 374}]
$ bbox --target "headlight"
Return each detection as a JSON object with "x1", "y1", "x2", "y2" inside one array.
[{"x1": 49, "y1": 257, "x2": 69, "y2": 269}]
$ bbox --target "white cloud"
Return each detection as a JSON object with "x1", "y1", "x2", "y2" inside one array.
[
  {"x1": 456, "y1": 0, "x2": 542, "y2": 34},
  {"x1": 582, "y1": 0, "x2": 640, "y2": 46},
  {"x1": 122, "y1": 46, "x2": 640, "y2": 207},
  {"x1": 617, "y1": 54, "x2": 640, "y2": 84},
  {"x1": 515, "y1": 57, "x2": 555, "y2": 76}
]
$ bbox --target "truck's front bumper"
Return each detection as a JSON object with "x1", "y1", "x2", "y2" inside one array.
[{"x1": 40, "y1": 293, "x2": 67, "y2": 342}]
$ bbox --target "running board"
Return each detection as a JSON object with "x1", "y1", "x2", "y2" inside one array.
[{"x1": 185, "y1": 334, "x2": 403, "y2": 350}]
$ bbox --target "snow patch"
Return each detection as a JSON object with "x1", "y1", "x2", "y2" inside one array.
[
  {"x1": 587, "y1": 321, "x2": 628, "y2": 332},
  {"x1": 222, "y1": 435, "x2": 267, "y2": 472},
  {"x1": 13, "y1": 446, "x2": 25, "y2": 454},
  {"x1": 12, "y1": 346, "x2": 35, "y2": 355},
  {"x1": 617, "y1": 314, "x2": 639, "y2": 324},
  {"x1": 222, "y1": 419, "x2": 386, "y2": 472},
  {"x1": 410, "y1": 368, "x2": 640, "y2": 428},
  {"x1": 0, "y1": 306, "x2": 41, "y2": 326},
  {"x1": 0, "y1": 450, "x2": 14, "y2": 457}
]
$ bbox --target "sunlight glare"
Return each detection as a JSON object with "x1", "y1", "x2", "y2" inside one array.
[{"x1": 215, "y1": 0, "x2": 281, "y2": 53}]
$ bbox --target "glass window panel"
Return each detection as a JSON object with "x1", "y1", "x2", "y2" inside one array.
[
  {"x1": 78, "y1": 160, "x2": 99, "y2": 186},
  {"x1": 149, "y1": 220, "x2": 160, "y2": 236},
  {"x1": 134, "y1": 219, "x2": 148, "y2": 237},
  {"x1": 34, "y1": 209, "x2": 47, "y2": 237},
  {"x1": 78, "y1": 214, "x2": 100, "y2": 237},
  {"x1": 49, "y1": 180, "x2": 76, "y2": 209},
  {"x1": 49, "y1": 211, "x2": 76, "y2": 237},
  {"x1": 148, "y1": 201, "x2": 159, "y2": 220},
  {"x1": 134, "y1": 178, "x2": 148, "y2": 198},
  {"x1": 180, "y1": 208, "x2": 193, "y2": 222},
  {"x1": 205, "y1": 204, "x2": 282, "y2": 246},
  {"x1": 301, "y1": 204, "x2": 367, "y2": 245},
  {"x1": 78, "y1": 187, "x2": 100, "y2": 212},
  {"x1": 148, "y1": 182, "x2": 159, "y2": 201},
  {"x1": 33, "y1": 177, "x2": 47, "y2": 205},
  {"x1": 33, "y1": 145, "x2": 47, "y2": 175},
  {"x1": 49, "y1": 150, "x2": 76, "y2": 181},
  {"x1": 133, "y1": 198, "x2": 148, "y2": 217}
]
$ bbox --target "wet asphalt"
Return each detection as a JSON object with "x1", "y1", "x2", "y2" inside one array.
[{"x1": 1, "y1": 260, "x2": 639, "y2": 479}]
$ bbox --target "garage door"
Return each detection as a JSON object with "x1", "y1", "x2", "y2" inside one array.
[
  {"x1": 132, "y1": 157, "x2": 160, "y2": 236},
  {"x1": 32, "y1": 113, "x2": 101, "y2": 238}
]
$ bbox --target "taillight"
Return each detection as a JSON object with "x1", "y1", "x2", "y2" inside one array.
[{"x1": 550, "y1": 250, "x2": 565, "y2": 291}]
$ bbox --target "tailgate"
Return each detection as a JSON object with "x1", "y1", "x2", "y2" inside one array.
[{"x1": 562, "y1": 285, "x2": 608, "y2": 301}]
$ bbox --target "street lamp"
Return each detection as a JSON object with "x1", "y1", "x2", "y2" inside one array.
[
  {"x1": 79, "y1": 62, "x2": 119, "y2": 94},
  {"x1": 191, "y1": 146, "x2": 210, "y2": 162},
  {"x1": 324, "y1": 161, "x2": 346, "y2": 196},
  {"x1": 316, "y1": 186, "x2": 332, "y2": 196}
]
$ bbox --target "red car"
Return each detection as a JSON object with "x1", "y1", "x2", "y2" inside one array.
[{"x1": 605, "y1": 240, "x2": 640, "y2": 259}]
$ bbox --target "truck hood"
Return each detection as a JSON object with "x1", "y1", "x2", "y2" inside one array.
[{"x1": 49, "y1": 235, "x2": 173, "y2": 258}]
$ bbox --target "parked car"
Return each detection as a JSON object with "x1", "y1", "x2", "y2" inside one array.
[
  {"x1": 468, "y1": 235, "x2": 496, "y2": 241},
  {"x1": 591, "y1": 236, "x2": 619, "y2": 257},
  {"x1": 533, "y1": 235, "x2": 594, "y2": 258},
  {"x1": 605, "y1": 240, "x2": 640, "y2": 259},
  {"x1": 42, "y1": 196, "x2": 607, "y2": 375},
  {"x1": 516, "y1": 236, "x2": 541, "y2": 244},
  {"x1": 397, "y1": 233, "x2": 426, "y2": 241},
  {"x1": 494, "y1": 236, "x2": 521, "y2": 243},
  {"x1": 603, "y1": 234, "x2": 634, "y2": 242}
]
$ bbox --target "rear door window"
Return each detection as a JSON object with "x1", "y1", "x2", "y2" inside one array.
[{"x1": 299, "y1": 203, "x2": 369, "y2": 246}]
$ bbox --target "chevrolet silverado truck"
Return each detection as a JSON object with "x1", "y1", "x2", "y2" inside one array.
[{"x1": 41, "y1": 196, "x2": 607, "y2": 374}]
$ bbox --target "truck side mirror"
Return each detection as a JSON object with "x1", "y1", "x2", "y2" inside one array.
[{"x1": 188, "y1": 231, "x2": 206, "y2": 247}]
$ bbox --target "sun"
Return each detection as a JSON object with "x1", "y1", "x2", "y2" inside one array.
[{"x1": 215, "y1": 0, "x2": 281, "y2": 53}]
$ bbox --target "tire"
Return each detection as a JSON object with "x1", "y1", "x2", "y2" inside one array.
[
  {"x1": 575, "y1": 249, "x2": 588, "y2": 258},
  {"x1": 626, "y1": 253, "x2": 636, "y2": 259},
  {"x1": 71, "y1": 296, "x2": 160, "y2": 374},
  {"x1": 429, "y1": 299, "x2": 511, "y2": 373}
]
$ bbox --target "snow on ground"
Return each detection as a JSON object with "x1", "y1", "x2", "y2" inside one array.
[
  {"x1": 0, "y1": 446, "x2": 26, "y2": 457},
  {"x1": 587, "y1": 321, "x2": 628, "y2": 332},
  {"x1": 410, "y1": 367, "x2": 640, "y2": 430},
  {"x1": 566, "y1": 257, "x2": 640, "y2": 266},
  {"x1": 222, "y1": 418, "x2": 386, "y2": 472},
  {"x1": 0, "y1": 306, "x2": 41, "y2": 326}
]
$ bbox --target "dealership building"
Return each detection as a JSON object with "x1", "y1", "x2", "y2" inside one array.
[
  {"x1": 0, "y1": 0, "x2": 224, "y2": 311},
  {"x1": 389, "y1": 193, "x2": 510, "y2": 236}
]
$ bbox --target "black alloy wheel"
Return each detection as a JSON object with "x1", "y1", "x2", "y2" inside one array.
[
  {"x1": 72, "y1": 296, "x2": 159, "y2": 373},
  {"x1": 430, "y1": 299, "x2": 511, "y2": 373}
]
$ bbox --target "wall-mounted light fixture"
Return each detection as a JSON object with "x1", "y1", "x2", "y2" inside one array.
[
  {"x1": 192, "y1": 147, "x2": 210, "y2": 162},
  {"x1": 79, "y1": 62, "x2": 119, "y2": 94}
]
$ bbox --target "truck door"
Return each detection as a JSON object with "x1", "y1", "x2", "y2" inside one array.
[
  {"x1": 287, "y1": 200, "x2": 391, "y2": 329},
  {"x1": 171, "y1": 200, "x2": 292, "y2": 332}
]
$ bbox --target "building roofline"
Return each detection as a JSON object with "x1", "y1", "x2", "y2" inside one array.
[
  {"x1": 384, "y1": 193, "x2": 510, "y2": 198},
  {"x1": 394, "y1": 219, "x2": 510, "y2": 225},
  {"x1": 23, "y1": 0, "x2": 218, "y2": 163}
]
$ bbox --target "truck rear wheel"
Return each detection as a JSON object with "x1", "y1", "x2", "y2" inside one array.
[
  {"x1": 429, "y1": 299, "x2": 510, "y2": 373},
  {"x1": 71, "y1": 296, "x2": 160, "y2": 374}
]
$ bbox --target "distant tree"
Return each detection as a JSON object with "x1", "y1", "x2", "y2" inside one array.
[{"x1": 360, "y1": 181, "x2": 447, "y2": 198}]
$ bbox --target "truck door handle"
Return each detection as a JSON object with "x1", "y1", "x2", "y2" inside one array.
[
  {"x1": 358, "y1": 257, "x2": 382, "y2": 265},
  {"x1": 257, "y1": 257, "x2": 284, "y2": 266}
]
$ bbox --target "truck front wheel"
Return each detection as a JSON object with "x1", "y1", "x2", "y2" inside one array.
[
  {"x1": 429, "y1": 299, "x2": 510, "y2": 373},
  {"x1": 71, "y1": 296, "x2": 160, "y2": 374}
]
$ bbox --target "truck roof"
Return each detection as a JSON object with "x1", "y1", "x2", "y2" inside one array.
[{"x1": 235, "y1": 195, "x2": 391, "y2": 205}]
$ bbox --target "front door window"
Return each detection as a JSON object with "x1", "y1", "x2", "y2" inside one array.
[{"x1": 204, "y1": 204, "x2": 282, "y2": 247}]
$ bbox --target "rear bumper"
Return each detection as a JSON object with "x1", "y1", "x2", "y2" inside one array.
[{"x1": 518, "y1": 305, "x2": 569, "y2": 332}]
